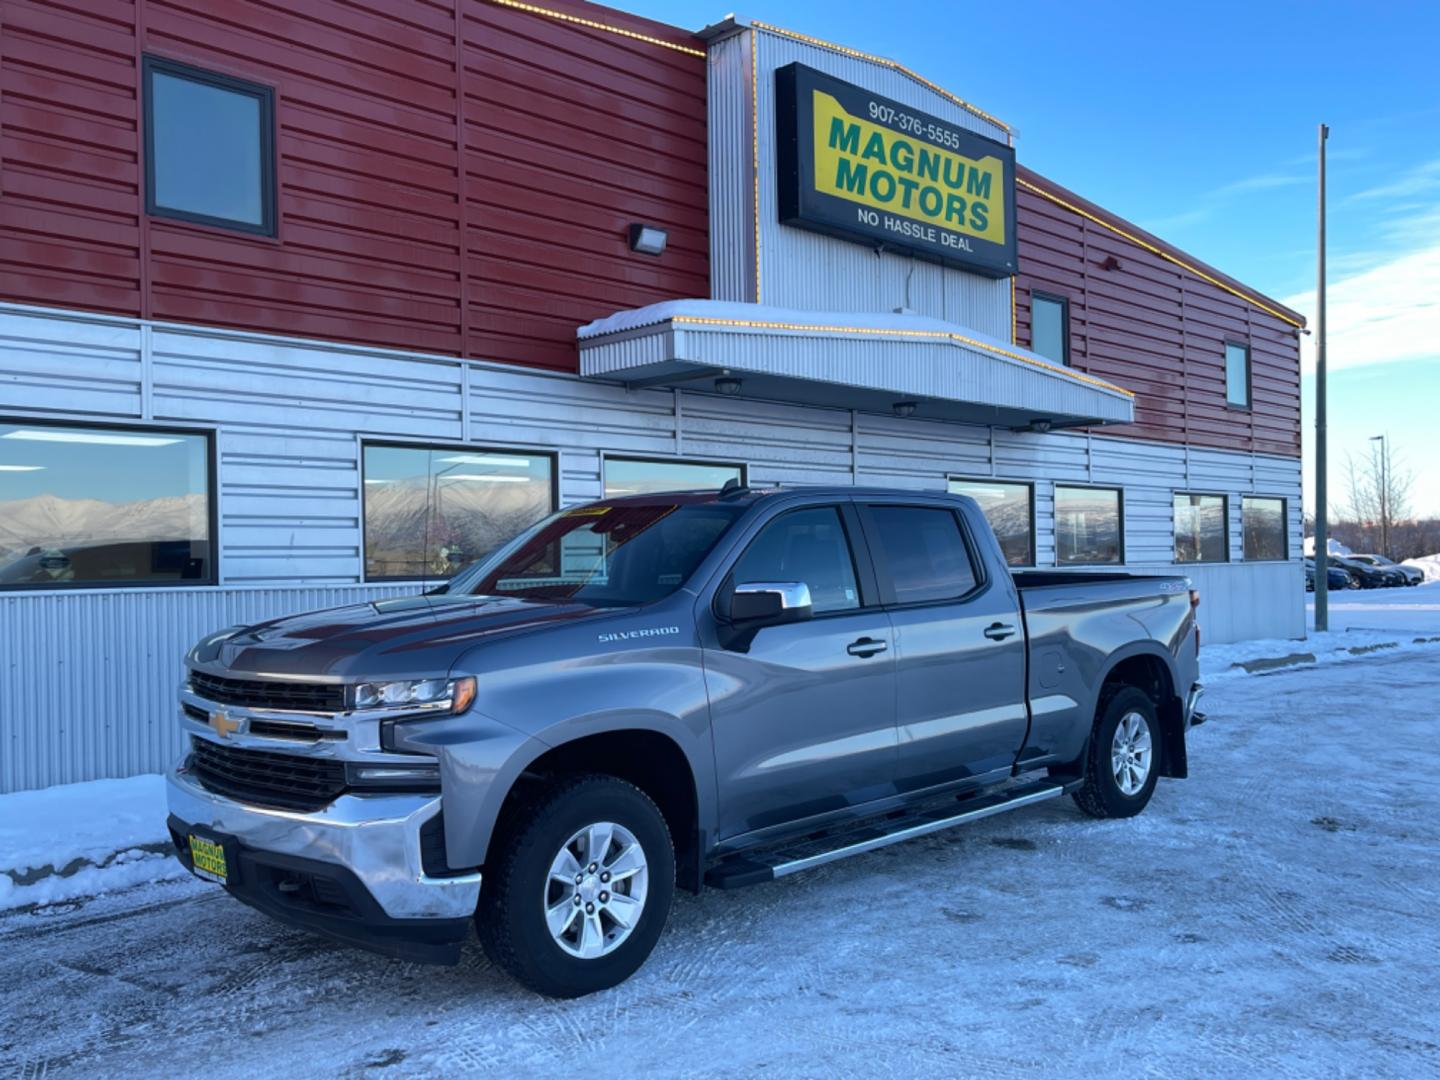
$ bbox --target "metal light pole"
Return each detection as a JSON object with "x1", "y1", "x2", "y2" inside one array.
[
  {"x1": 1314, "y1": 123, "x2": 1330, "y2": 632},
  {"x1": 1370, "y1": 433, "x2": 1387, "y2": 557}
]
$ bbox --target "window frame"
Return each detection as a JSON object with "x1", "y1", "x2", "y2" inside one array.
[
  {"x1": 1171, "y1": 490, "x2": 1230, "y2": 565},
  {"x1": 360, "y1": 439, "x2": 558, "y2": 584},
  {"x1": 714, "y1": 501, "x2": 877, "y2": 621},
  {"x1": 1224, "y1": 339, "x2": 1252, "y2": 410},
  {"x1": 947, "y1": 476, "x2": 1036, "y2": 568},
  {"x1": 1053, "y1": 483, "x2": 1126, "y2": 566},
  {"x1": 0, "y1": 414, "x2": 219, "y2": 592},
  {"x1": 1029, "y1": 290, "x2": 1071, "y2": 367},
  {"x1": 1241, "y1": 494, "x2": 1289, "y2": 562},
  {"x1": 601, "y1": 453, "x2": 748, "y2": 498},
  {"x1": 857, "y1": 501, "x2": 988, "y2": 610},
  {"x1": 142, "y1": 54, "x2": 278, "y2": 238}
]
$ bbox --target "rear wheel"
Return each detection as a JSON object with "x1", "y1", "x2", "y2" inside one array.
[
  {"x1": 477, "y1": 774, "x2": 674, "y2": 998},
  {"x1": 1072, "y1": 687, "x2": 1161, "y2": 819}
]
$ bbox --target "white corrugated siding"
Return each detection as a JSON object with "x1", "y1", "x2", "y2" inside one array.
[{"x1": 0, "y1": 303, "x2": 1302, "y2": 791}]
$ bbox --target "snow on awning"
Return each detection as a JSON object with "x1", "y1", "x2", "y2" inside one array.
[{"x1": 577, "y1": 300, "x2": 1134, "y2": 429}]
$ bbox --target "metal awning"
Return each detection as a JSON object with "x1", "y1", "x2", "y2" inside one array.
[{"x1": 577, "y1": 300, "x2": 1134, "y2": 428}]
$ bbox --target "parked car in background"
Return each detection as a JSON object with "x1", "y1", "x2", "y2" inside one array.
[
  {"x1": 1347, "y1": 554, "x2": 1423, "y2": 586},
  {"x1": 1304, "y1": 558, "x2": 1357, "y2": 592},
  {"x1": 1327, "y1": 555, "x2": 1407, "y2": 589}
]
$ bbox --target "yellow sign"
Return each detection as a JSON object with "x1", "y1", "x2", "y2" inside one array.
[{"x1": 811, "y1": 90, "x2": 1006, "y2": 246}]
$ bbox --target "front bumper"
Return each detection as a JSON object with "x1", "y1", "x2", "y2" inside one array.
[{"x1": 166, "y1": 764, "x2": 481, "y2": 963}]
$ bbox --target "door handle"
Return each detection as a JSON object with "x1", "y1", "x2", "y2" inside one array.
[
  {"x1": 983, "y1": 622, "x2": 1018, "y2": 641},
  {"x1": 846, "y1": 636, "x2": 888, "y2": 658}
]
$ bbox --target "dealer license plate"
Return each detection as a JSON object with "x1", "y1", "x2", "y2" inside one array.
[{"x1": 188, "y1": 834, "x2": 229, "y2": 884}]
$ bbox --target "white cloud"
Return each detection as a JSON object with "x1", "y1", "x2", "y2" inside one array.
[{"x1": 1284, "y1": 239, "x2": 1440, "y2": 375}]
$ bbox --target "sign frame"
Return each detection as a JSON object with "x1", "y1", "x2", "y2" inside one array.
[{"x1": 775, "y1": 62, "x2": 1018, "y2": 278}]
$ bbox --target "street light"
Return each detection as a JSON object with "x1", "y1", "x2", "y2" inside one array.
[{"x1": 1370, "y1": 434, "x2": 1388, "y2": 558}]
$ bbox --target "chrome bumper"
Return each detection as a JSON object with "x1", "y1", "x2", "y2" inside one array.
[
  {"x1": 166, "y1": 764, "x2": 481, "y2": 921},
  {"x1": 1185, "y1": 682, "x2": 1206, "y2": 727}
]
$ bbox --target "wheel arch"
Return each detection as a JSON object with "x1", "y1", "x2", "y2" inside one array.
[
  {"x1": 480, "y1": 725, "x2": 707, "y2": 894},
  {"x1": 1093, "y1": 645, "x2": 1187, "y2": 779}
]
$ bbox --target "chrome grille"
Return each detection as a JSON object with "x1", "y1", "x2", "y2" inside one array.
[{"x1": 189, "y1": 671, "x2": 345, "y2": 713}]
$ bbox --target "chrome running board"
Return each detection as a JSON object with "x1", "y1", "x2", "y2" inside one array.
[{"x1": 706, "y1": 780, "x2": 1066, "y2": 889}]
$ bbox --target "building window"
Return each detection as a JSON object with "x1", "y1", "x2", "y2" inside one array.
[
  {"x1": 0, "y1": 419, "x2": 213, "y2": 588},
  {"x1": 1225, "y1": 341, "x2": 1251, "y2": 408},
  {"x1": 1055, "y1": 485, "x2": 1123, "y2": 565},
  {"x1": 1243, "y1": 496, "x2": 1287, "y2": 561},
  {"x1": 1173, "y1": 493, "x2": 1228, "y2": 563},
  {"x1": 603, "y1": 456, "x2": 744, "y2": 497},
  {"x1": 143, "y1": 56, "x2": 276, "y2": 236},
  {"x1": 949, "y1": 478, "x2": 1034, "y2": 566},
  {"x1": 1030, "y1": 292, "x2": 1069, "y2": 366},
  {"x1": 362, "y1": 445, "x2": 553, "y2": 581}
]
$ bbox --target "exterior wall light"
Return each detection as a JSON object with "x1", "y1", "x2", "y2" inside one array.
[
  {"x1": 628, "y1": 224, "x2": 668, "y2": 256},
  {"x1": 1027, "y1": 418, "x2": 1053, "y2": 433},
  {"x1": 714, "y1": 376, "x2": 743, "y2": 395},
  {"x1": 892, "y1": 401, "x2": 917, "y2": 418}
]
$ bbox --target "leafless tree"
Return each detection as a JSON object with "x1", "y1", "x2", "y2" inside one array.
[{"x1": 1343, "y1": 439, "x2": 1414, "y2": 558}]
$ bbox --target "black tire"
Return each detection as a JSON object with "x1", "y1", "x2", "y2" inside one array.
[
  {"x1": 477, "y1": 774, "x2": 674, "y2": 998},
  {"x1": 1072, "y1": 686, "x2": 1162, "y2": 819}
]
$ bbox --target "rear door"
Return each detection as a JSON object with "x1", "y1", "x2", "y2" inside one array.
[
  {"x1": 701, "y1": 501, "x2": 897, "y2": 840},
  {"x1": 858, "y1": 500, "x2": 1028, "y2": 793}
]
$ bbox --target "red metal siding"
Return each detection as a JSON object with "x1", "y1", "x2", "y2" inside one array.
[
  {"x1": 0, "y1": 0, "x2": 707, "y2": 370},
  {"x1": 1015, "y1": 170, "x2": 1303, "y2": 459}
]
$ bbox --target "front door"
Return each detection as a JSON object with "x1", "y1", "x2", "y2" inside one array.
[
  {"x1": 702, "y1": 503, "x2": 897, "y2": 840},
  {"x1": 858, "y1": 501, "x2": 1029, "y2": 791}
]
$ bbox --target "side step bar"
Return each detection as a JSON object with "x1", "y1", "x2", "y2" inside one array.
[{"x1": 706, "y1": 780, "x2": 1068, "y2": 890}]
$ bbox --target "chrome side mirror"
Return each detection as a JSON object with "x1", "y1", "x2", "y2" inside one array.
[{"x1": 730, "y1": 581, "x2": 813, "y2": 625}]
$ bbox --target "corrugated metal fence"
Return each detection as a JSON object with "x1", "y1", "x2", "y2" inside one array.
[{"x1": 0, "y1": 584, "x2": 416, "y2": 793}]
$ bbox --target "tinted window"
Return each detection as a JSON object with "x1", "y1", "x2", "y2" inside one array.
[
  {"x1": 455, "y1": 501, "x2": 743, "y2": 607},
  {"x1": 949, "y1": 479, "x2": 1033, "y2": 566},
  {"x1": 0, "y1": 421, "x2": 212, "y2": 587},
  {"x1": 1055, "y1": 486, "x2": 1122, "y2": 565},
  {"x1": 1225, "y1": 342, "x2": 1250, "y2": 407},
  {"x1": 868, "y1": 506, "x2": 978, "y2": 604},
  {"x1": 145, "y1": 58, "x2": 274, "y2": 234},
  {"x1": 603, "y1": 457, "x2": 744, "y2": 496},
  {"x1": 1031, "y1": 293, "x2": 1068, "y2": 366},
  {"x1": 363, "y1": 445, "x2": 553, "y2": 580},
  {"x1": 1173, "y1": 493, "x2": 1228, "y2": 563},
  {"x1": 1243, "y1": 496, "x2": 1287, "y2": 561},
  {"x1": 730, "y1": 507, "x2": 859, "y2": 614}
]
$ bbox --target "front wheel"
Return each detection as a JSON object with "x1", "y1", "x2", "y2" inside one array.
[
  {"x1": 477, "y1": 774, "x2": 674, "y2": 998},
  {"x1": 1072, "y1": 687, "x2": 1161, "y2": 819}
]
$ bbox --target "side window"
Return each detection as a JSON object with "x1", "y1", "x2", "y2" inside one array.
[
  {"x1": 867, "y1": 506, "x2": 979, "y2": 604},
  {"x1": 730, "y1": 507, "x2": 860, "y2": 614}
]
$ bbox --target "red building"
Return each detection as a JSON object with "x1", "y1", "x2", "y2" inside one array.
[{"x1": 0, "y1": 0, "x2": 1302, "y2": 791}]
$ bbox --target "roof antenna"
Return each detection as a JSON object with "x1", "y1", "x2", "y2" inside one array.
[{"x1": 719, "y1": 477, "x2": 747, "y2": 498}]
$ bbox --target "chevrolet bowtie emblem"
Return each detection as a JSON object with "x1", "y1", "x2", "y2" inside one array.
[{"x1": 209, "y1": 710, "x2": 242, "y2": 738}]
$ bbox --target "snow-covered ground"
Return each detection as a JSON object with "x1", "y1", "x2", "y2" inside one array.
[{"x1": 4, "y1": 646, "x2": 1440, "y2": 1076}]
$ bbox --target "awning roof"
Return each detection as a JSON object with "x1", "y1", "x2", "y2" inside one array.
[{"x1": 577, "y1": 301, "x2": 1134, "y2": 429}]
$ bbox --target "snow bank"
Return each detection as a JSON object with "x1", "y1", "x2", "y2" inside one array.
[
  {"x1": 1302, "y1": 535, "x2": 1352, "y2": 557},
  {"x1": 0, "y1": 774, "x2": 183, "y2": 910},
  {"x1": 1403, "y1": 553, "x2": 1440, "y2": 582}
]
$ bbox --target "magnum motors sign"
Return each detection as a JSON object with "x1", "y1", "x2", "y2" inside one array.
[{"x1": 775, "y1": 63, "x2": 1017, "y2": 277}]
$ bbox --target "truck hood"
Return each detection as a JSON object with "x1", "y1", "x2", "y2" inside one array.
[{"x1": 212, "y1": 593, "x2": 608, "y2": 679}]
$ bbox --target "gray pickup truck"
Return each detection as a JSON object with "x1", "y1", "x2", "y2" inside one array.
[{"x1": 167, "y1": 485, "x2": 1204, "y2": 997}]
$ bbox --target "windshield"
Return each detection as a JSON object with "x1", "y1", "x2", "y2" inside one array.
[{"x1": 445, "y1": 499, "x2": 744, "y2": 607}]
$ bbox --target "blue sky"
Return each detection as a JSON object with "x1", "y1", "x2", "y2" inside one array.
[{"x1": 629, "y1": 0, "x2": 1440, "y2": 515}]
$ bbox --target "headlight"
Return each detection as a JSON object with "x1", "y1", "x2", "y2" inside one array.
[{"x1": 352, "y1": 676, "x2": 475, "y2": 714}]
